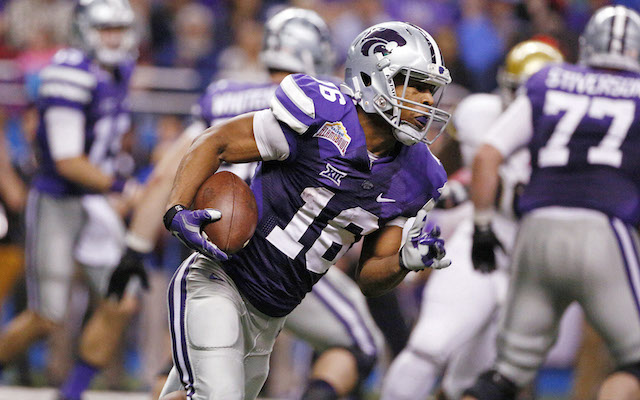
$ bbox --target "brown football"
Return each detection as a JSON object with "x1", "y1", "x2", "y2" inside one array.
[{"x1": 193, "y1": 171, "x2": 258, "y2": 254}]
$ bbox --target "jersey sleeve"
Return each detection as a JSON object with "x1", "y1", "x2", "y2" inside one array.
[
  {"x1": 398, "y1": 144, "x2": 448, "y2": 220},
  {"x1": 269, "y1": 74, "x2": 348, "y2": 136},
  {"x1": 253, "y1": 109, "x2": 290, "y2": 161},
  {"x1": 38, "y1": 49, "x2": 96, "y2": 110},
  {"x1": 483, "y1": 94, "x2": 533, "y2": 157}
]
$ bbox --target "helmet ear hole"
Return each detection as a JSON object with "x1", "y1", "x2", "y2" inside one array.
[{"x1": 360, "y1": 72, "x2": 372, "y2": 86}]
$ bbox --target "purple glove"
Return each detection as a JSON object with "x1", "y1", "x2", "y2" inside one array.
[{"x1": 163, "y1": 205, "x2": 228, "y2": 261}]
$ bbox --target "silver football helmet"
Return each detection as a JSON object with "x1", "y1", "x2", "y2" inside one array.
[
  {"x1": 579, "y1": 5, "x2": 640, "y2": 72},
  {"x1": 73, "y1": 0, "x2": 137, "y2": 66},
  {"x1": 260, "y1": 8, "x2": 335, "y2": 76},
  {"x1": 340, "y1": 22, "x2": 451, "y2": 146}
]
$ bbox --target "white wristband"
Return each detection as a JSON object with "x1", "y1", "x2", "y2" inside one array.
[
  {"x1": 125, "y1": 232, "x2": 155, "y2": 254},
  {"x1": 473, "y1": 208, "x2": 495, "y2": 226}
]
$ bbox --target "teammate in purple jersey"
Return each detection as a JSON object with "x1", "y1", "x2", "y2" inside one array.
[
  {"x1": 0, "y1": 2, "x2": 141, "y2": 400},
  {"x1": 160, "y1": 21, "x2": 452, "y2": 400},
  {"x1": 463, "y1": 5, "x2": 640, "y2": 400}
]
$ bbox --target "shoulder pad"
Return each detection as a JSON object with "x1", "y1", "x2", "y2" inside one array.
[
  {"x1": 200, "y1": 80, "x2": 276, "y2": 124},
  {"x1": 270, "y1": 74, "x2": 351, "y2": 135},
  {"x1": 453, "y1": 93, "x2": 503, "y2": 146},
  {"x1": 38, "y1": 49, "x2": 96, "y2": 105},
  {"x1": 205, "y1": 79, "x2": 234, "y2": 93}
]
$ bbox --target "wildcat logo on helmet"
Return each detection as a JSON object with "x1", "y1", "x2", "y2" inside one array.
[{"x1": 360, "y1": 28, "x2": 407, "y2": 57}]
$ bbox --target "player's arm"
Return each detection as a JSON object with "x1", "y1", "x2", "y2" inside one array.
[
  {"x1": 166, "y1": 113, "x2": 261, "y2": 209},
  {"x1": 163, "y1": 112, "x2": 270, "y2": 260},
  {"x1": 106, "y1": 120, "x2": 206, "y2": 299},
  {"x1": 356, "y1": 203, "x2": 450, "y2": 297},
  {"x1": 470, "y1": 94, "x2": 533, "y2": 272},
  {"x1": 356, "y1": 225, "x2": 408, "y2": 297},
  {"x1": 128, "y1": 121, "x2": 206, "y2": 247},
  {"x1": 46, "y1": 107, "x2": 129, "y2": 193}
]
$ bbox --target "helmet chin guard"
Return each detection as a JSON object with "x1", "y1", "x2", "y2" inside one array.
[{"x1": 341, "y1": 22, "x2": 452, "y2": 146}]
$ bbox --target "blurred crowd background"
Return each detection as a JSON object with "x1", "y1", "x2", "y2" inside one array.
[{"x1": 0, "y1": 0, "x2": 638, "y2": 398}]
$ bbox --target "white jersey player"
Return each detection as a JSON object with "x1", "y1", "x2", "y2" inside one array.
[{"x1": 380, "y1": 39, "x2": 583, "y2": 400}]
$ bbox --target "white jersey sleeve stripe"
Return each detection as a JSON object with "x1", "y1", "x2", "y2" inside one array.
[
  {"x1": 40, "y1": 66, "x2": 97, "y2": 88},
  {"x1": 253, "y1": 109, "x2": 290, "y2": 161},
  {"x1": 281, "y1": 74, "x2": 316, "y2": 118},
  {"x1": 45, "y1": 107, "x2": 86, "y2": 161},
  {"x1": 270, "y1": 96, "x2": 309, "y2": 134},
  {"x1": 39, "y1": 83, "x2": 92, "y2": 104}
]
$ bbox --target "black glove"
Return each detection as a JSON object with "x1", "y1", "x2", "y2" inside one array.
[
  {"x1": 471, "y1": 223, "x2": 504, "y2": 273},
  {"x1": 107, "y1": 247, "x2": 150, "y2": 300}
]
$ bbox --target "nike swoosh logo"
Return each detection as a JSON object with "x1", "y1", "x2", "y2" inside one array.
[{"x1": 376, "y1": 193, "x2": 396, "y2": 203}]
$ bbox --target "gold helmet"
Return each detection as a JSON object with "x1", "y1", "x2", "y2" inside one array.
[{"x1": 498, "y1": 39, "x2": 564, "y2": 104}]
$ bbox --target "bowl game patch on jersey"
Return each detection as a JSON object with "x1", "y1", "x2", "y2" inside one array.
[{"x1": 314, "y1": 121, "x2": 351, "y2": 155}]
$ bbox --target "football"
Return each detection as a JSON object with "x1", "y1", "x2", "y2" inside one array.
[{"x1": 193, "y1": 171, "x2": 258, "y2": 254}]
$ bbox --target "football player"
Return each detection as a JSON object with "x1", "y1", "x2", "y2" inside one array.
[
  {"x1": 0, "y1": 1, "x2": 140, "y2": 400},
  {"x1": 463, "y1": 5, "x2": 640, "y2": 400},
  {"x1": 159, "y1": 20, "x2": 452, "y2": 400},
  {"x1": 111, "y1": 8, "x2": 385, "y2": 400},
  {"x1": 380, "y1": 39, "x2": 569, "y2": 400}
]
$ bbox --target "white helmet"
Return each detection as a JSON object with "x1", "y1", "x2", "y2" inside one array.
[
  {"x1": 73, "y1": 0, "x2": 137, "y2": 66},
  {"x1": 260, "y1": 8, "x2": 335, "y2": 76},
  {"x1": 340, "y1": 22, "x2": 452, "y2": 146},
  {"x1": 579, "y1": 5, "x2": 640, "y2": 72}
]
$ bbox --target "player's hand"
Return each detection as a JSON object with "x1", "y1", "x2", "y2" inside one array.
[
  {"x1": 163, "y1": 205, "x2": 229, "y2": 261},
  {"x1": 471, "y1": 223, "x2": 503, "y2": 273},
  {"x1": 107, "y1": 247, "x2": 150, "y2": 300},
  {"x1": 435, "y1": 180, "x2": 468, "y2": 209},
  {"x1": 399, "y1": 208, "x2": 451, "y2": 271}
]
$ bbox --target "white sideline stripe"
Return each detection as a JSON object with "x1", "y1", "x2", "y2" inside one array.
[
  {"x1": 0, "y1": 387, "x2": 282, "y2": 400},
  {"x1": 40, "y1": 66, "x2": 97, "y2": 88},
  {"x1": 0, "y1": 387, "x2": 149, "y2": 399},
  {"x1": 270, "y1": 96, "x2": 308, "y2": 134},
  {"x1": 280, "y1": 75, "x2": 315, "y2": 118}
]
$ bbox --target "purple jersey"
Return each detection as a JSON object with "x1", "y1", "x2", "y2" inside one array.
[
  {"x1": 223, "y1": 74, "x2": 447, "y2": 317},
  {"x1": 519, "y1": 63, "x2": 640, "y2": 225},
  {"x1": 33, "y1": 48, "x2": 134, "y2": 196},
  {"x1": 195, "y1": 79, "x2": 277, "y2": 125}
]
